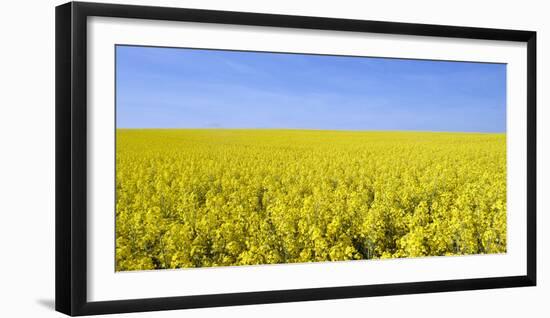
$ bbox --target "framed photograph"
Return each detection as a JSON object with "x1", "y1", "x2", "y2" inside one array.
[{"x1": 55, "y1": 1, "x2": 536, "y2": 316}]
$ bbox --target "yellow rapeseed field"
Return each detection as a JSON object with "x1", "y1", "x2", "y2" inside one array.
[{"x1": 115, "y1": 129, "x2": 506, "y2": 271}]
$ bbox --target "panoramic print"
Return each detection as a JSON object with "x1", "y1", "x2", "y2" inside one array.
[{"x1": 115, "y1": 45, "x2": 506, "y2": 271}]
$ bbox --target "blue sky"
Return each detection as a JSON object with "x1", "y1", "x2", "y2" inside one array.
[{"x1": 116, "y1": 45, "x2": 506, "y2": 132}]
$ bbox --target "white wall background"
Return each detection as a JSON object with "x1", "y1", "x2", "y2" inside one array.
[{"x1": 0, "y1": 0, "x2": 546, "y2": 316}]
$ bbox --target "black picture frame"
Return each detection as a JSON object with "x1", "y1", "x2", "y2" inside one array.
[{"x1": 55, "y1": 1, "x2": 537, "y2": 316}]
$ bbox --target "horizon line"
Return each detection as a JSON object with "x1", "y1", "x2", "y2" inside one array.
[{"x1": 116, "y1": 127, "x2": 506, "y2": 134}]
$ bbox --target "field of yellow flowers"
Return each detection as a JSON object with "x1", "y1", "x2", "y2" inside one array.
[{"x1": 115, "y1": 129, "x2": 506, "y2": 271}]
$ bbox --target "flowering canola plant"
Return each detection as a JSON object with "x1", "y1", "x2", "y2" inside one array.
[{"x1": 115, "y1": 129, "x2": 506, "y2": 271}]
